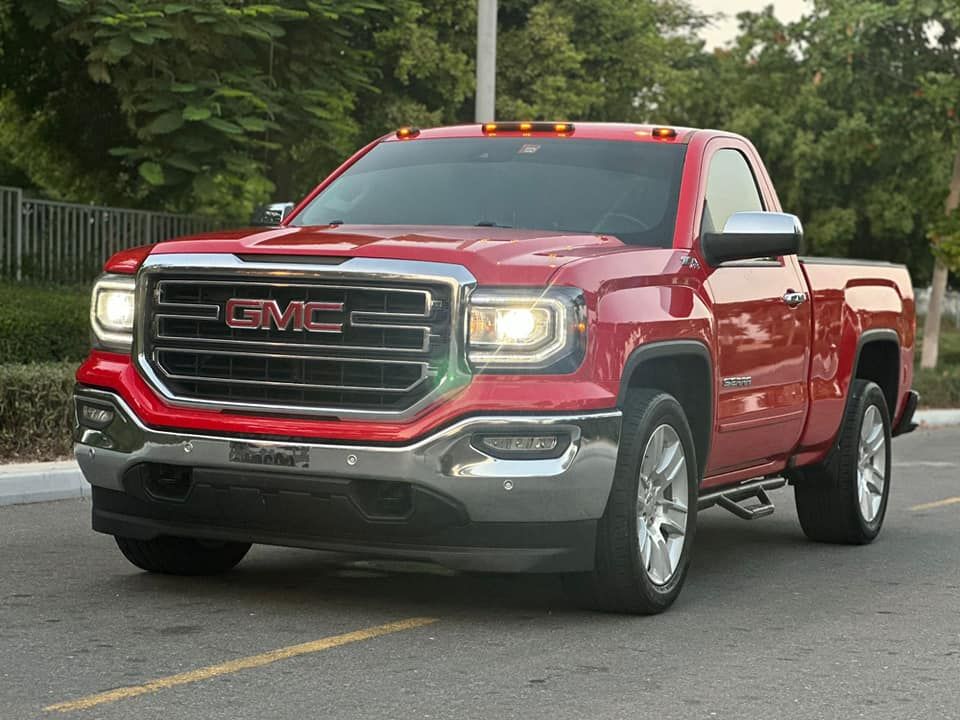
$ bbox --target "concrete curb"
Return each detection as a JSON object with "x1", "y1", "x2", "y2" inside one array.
[
  {"x1": 0, "y1": 460, "x2": 87, "y2": 507},
  {"x1": 915, "y1": 409, "x2": 960, "y2": 428}
]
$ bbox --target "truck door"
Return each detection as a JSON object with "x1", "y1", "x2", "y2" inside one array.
[{"x1": 698, "y1": 145, "x2": 812, "y2": 477}]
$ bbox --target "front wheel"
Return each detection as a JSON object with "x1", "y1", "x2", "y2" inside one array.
[
  {"x1": 564, "y1": 390, "x2": 699, "y2": 614},
  {"x1": 115, "y1": 535, "x2": 251, "y2": 575}
]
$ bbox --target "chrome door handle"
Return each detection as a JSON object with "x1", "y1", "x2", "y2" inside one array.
[{"x1": 782, "y1": 290, "x2": 808, "y2": 307}]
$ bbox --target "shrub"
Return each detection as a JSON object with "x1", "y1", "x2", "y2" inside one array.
[
  {"x1": 0, "y1": 283, "x2": 90, "y2": 363},
  {"x1": 934, "y1": 326, "x2": 960, "y2": 367},
  {"x1": 914, "y1": 324, "x2": 960, "y2": 408},
  {"x1": 0, "y1": 361, "x2": 78, "y2": 462},
  {"x1": 914, "y1": 366, "x2": 960, "y2": 409}
]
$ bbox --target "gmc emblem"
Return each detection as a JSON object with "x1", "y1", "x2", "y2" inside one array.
[{"x1": 225, "y1": 298, "x2": 344, "y2": 333}]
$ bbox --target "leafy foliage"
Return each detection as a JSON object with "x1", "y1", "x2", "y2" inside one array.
[
  {"x1": 0, "y1": 1, "x2": 135, "y2": 204},
  {"x1": 67, "y1": 0, "x2": 392, "y2": 218},
  {"x1": 2, "y1": 0, "x2": 390, "y2": 220},
  {"x1": 667, "y1": 1, "x2": 960, "y2": 283},
  {"x1": 357, "y1": 0, "x2": 708, "y2": 135},
  {"x1": 350, "y1": 0, "x2": 476, "y2": 141},
  {"x1": 1, "y1": 0, "x2": 959, "y2": 288},
  {"x1": 0, "y1": 0, "x2": 711, "y2": 221}
]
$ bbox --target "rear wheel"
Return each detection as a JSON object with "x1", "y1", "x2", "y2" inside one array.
[
  {"x1": 564, "y1": 390, "x2": 698, "y2": 614},
  {"x1": 115, "y1": 536, "x2": 251, "y2": 575},
  {"x1": 793, "y1": 379, "x2": 891, "y2": 544}
]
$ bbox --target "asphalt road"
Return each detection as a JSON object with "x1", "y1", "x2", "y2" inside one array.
[{"x1": 2, "y1": 427, "x2": 959, "y2": 720}]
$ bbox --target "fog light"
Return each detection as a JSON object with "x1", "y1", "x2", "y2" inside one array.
[
  {"x1": 475, "y1": 433, "x2": 568, "y2": 459},
  {"x1": 483, "y1": 436, "x2": 558, "y2": 452},
  {"x1": 78, "y1": 402, "x2": 114, "y2": 429}
]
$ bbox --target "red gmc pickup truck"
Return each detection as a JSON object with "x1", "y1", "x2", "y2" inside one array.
[{"x1": 75, "y1": 122, "x2": 918, "y2": 614}]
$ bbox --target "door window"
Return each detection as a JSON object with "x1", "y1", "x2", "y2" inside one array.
[{"x1": 702, "y1": 149, "x2": 763, "y2": 234}]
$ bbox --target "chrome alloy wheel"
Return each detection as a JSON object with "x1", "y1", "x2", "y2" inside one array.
[
  {"x1": 636, "y1": 424, "x2": 689, "y2": 586},
  {"x1": 857, "y1": 404, "x2": 887, "y2": 523}
]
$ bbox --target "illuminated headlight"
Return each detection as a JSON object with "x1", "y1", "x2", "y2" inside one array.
[
  {"x1": 467, "y1": 288, "x2": 586, "y2": 371},
  {"x1": 469, "y1": 306, "x2": 552, "y2": 346},
  {"x1": 90, "y1": 275, "x2": 136, "y2": 351}
]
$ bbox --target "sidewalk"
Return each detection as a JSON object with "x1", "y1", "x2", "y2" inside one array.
[{"x1": 2, "y1": 409, "x2": 958, "y2": 508}]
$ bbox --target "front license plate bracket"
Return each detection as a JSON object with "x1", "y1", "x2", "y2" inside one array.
[{"x1": 228, "y1": 442, "x2": 310, "y2": 469}]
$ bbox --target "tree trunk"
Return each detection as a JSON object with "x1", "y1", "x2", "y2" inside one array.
[
  {"x1": 921, "y1": 259, "x2": 949, "y2": 369},
  {"x1": 920, "y1": 145, "x2": 960, "y2": 369}
]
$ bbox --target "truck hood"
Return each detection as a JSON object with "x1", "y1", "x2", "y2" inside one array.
[{"x1": 150, "y1": 224, "x2": 633, "y2": 285}]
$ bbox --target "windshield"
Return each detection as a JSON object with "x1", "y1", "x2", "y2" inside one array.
[{"x1": 292, "y1": 137, "x2": 686, "y2": 247}]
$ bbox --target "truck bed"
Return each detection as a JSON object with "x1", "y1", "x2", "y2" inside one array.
[{"x1": 793, "y1": 257, "x2": 915, "y2": 465}]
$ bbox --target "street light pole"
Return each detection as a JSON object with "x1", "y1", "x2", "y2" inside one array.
[{"x1": 475, "y1": 0, "x2": 497, "y2": 122}]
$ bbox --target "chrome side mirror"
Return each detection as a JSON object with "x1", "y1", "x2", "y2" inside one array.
[
  {"x1": 701, "y1": 211, "x2": 803, "y2": 266},
  {"x1": 250, "y1": 202, "x2": 295, "y2": 227}
]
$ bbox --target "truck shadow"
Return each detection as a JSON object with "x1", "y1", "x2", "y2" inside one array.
[{"x1": 108, "y1": 508, "x2": 852, "y2": 619}]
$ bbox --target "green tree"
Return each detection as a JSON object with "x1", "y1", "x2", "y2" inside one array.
[
  {"x1": 1, "y1": 0, "x2": 391, "y2": 220},
  {"x1": 0, "y1": 0, "x2": 135, "y2": 203},
  {"x1": 495, "y1": 0, "x2": 708, "y2": 122},
  {"x1": 669, "y1": 2, "x2": 960, "y2": 369},
  {"x1": 797, "y1": 0, "x2": 960, "y2": 368},
  {"x1": 670, "y1": 5, "x2": 953, "y2": 271},
  {"x1": 355, "y1": 0, "x2": 708, "y2": 137},
  {"x1": 353, "y1": 0, "x2": 476, "y2": 139},
  {"x1": 1, "y1": 0, "x2": 708, "y2": 219}
]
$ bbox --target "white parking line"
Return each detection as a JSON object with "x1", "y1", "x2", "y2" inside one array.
[{"x1": 893, "y1": 461, "x2": 957, "y2": 468}]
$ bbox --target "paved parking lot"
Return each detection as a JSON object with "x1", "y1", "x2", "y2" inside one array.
[{"x1": 2, "y1": 427, "x2": 958, "y2": 720}]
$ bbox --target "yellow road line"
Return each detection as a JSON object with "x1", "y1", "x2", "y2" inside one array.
[
  {"x1": 909, "y1": 496, "x2": 960, "y2": 512},
  {"x1": 45, "y1": 617, "x2": 437, "y2": 714}
]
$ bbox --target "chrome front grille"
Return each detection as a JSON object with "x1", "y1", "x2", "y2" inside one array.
[{"x1": 135, "y1": 255, "x2": 474, "y2": 419}]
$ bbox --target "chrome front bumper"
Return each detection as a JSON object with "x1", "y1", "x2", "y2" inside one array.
[{"x1": 74, "y1": 388, "x2": 622, "y2": 524}]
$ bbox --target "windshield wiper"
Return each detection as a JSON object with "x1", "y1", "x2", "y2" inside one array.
[{"x1": 475, "y1": 221, "x2": 513, "y2": 228}]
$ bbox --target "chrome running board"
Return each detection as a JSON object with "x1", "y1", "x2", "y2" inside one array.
[{"x1": 698, "y1": 477, "x2": 787, "y2": 520}]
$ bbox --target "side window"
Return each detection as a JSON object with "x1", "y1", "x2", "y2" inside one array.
[{"x1": 702, "y1": 149, "x2": 763, "y2": 234}]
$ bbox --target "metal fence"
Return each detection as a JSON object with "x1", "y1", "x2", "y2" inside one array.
[
  {"x1": 916, "y1": 286, "x2": 960, "y2": 325},
  {"x1": 0, "y1": 186, "x2": 219, "y2": 283}
]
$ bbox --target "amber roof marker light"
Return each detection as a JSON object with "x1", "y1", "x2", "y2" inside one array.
[
  {"x1": 396, "y1": 126, "x2": 421, "y2": 139},
  {"x1": 481, "y1": 122, "x2": 576, "y2": 136},
  {"x1": 651, "y1": 126, "x2": 678, "y2": 140}
]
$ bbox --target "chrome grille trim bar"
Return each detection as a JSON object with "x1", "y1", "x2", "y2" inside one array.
[
  {"x1": 134, "y1": 253, "x2": 476, "y2": 421},
  {"x1": 152, "y1": 348, "x2": 431, "y2": 394},
  {"x1": 153, "y1": 332, "x2": 430, "y2": 354},
  {"x1": 158, "y1": 279, "x2": 434, "y2": 312},
  {"x1": 151, "y1": 332, "x2": 433, "y2": 355}
]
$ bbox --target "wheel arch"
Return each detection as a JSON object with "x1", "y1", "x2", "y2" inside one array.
[
  {"x1": 618, "y1": 340, "x2": 714, "y2": 477},
  {"x1": 853, "y1": 328, "x2": 900, "y2": 418}
]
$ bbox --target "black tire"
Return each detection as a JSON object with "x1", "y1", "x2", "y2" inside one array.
[
  {"x1": 793, "y1": 379, "x2": 892, "y2": 544},
  {"x1": 115, "y1": 535, "x2": 251, "y2": 575},
  {"x1": 564, "y1": 390, "x2": 699, "y2": 614}
]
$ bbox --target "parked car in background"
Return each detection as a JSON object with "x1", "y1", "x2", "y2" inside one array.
[{"x1": 250, "y1": 201, "x2": 295, "y2": 227}]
